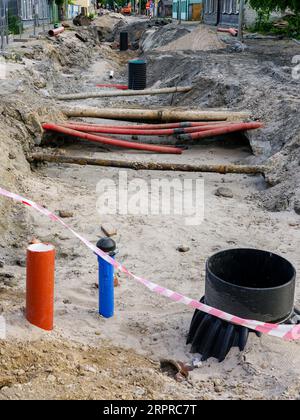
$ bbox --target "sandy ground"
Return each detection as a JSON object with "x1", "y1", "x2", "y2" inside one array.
[
  {"x1": 0, "y1": 17, "x2": 300, "y2": 400},
  {"x1": 2, "y1": 142, "x2": 300, "y2": 399}
]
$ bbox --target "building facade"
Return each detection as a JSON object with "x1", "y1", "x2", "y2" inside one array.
[
  {"x1": 173, "y1": 0, "x2": 286, "y2": 26},
  {"x1": 157, "y1": 0, "x2": 172, "y2": 17},
  {"x1": 172, "y1": 0, "x2": 202, "y2": 22},
  {"x1": 0, "y1": 0, "x2": 8, "y2": 48},
  {"x1": 8, "y1": 0, "x2": 52, "y2": 25}
]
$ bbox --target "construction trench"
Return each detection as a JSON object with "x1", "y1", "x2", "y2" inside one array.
[{"x1": 0, "y1": 13, "x2": 300, "y2": 400}]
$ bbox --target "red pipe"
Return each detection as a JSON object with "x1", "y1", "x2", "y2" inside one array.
[
  {"x1": 96, "y1": 84, "x2": 129, "y2": 90},
  {"x1": 65, "y1": 121, "x2": 231, "y2": 130},
  {"x1": 217, "y1": 27, "x2": 238, "y2": 37},
  {"x1": 61, "y1": 123, "x2": 236, "y2": 136},
  {"x1": 48, "y1": 27, "x2": 65, "y2": 37},
  {"x1": 178, "y1": 122, "x2": 263, "y2": 141},
  {"x1": 42, "y1": 123, "x2": 183, "y2": 154}
]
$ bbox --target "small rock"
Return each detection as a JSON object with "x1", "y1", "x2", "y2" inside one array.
[
  {"x1": 58, "y1": 210, "x2": 74, "y2": 218},
  {"x1": 175, "y1": 372, "x2": 186, "y2": 382},
  {"x1": 177, "y1": 245, "x2": 190, "y2": 253},
  {"x1": 15, "y1": 259, "x2": 26, "y2": 267},
  {"x1": 0, "y1": 273, "x2": 17, "y2": 287},
  {"x1": 134, "y1": 386, "x2": 145, "y2": 396},
  {"x1": 17, "y1": 369, "x2": 25, "y2": 376},
  {"x1": 192, "y1": 357, "x2": 203, "y2": 368},
  {"x1": 294, "y1": 200, "x2": 300, "y2": 215},
  {"x1": 0, "y1": 261, "x2": 4, "y2": 268},
  {"x1": 8, "y1": 153, "x2": 16, "y2": 160},
  {"x1": 214, "y1": 187, "x2": 234, "y2": 198},
  {"x1": 82, "y1": 365, "x2": 97, "y2": 373},
  {"x1": 63, "y1": 299, "x2": 71, "y2": 305},
  {"x1": 214, "y1": 385, "x2": 224, "y2": 393},
  {"x1": 47, "y1": 374, "x2": 56, "y2": 383}
]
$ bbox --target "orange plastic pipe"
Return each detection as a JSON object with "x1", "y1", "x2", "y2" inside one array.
[
  {"x1": 26, "y1": 243, "x2": 55, "y2": 331},
  {"x1": 61, "y1": 123, "x2": 235, "y2": 136},
  {"x1": 42, "y1": 123, "x2": 183, "y2": 154},
  {"x1": 178, "y1": 122, "x2": 263, "y2": 141},
  {"x1": 65, "y1": 121, "x2": 230, "y2": 130},
  {"x1": 96, "y1": 84, "x2": 129, "y2": 90},
  {"x1": 48, "y1": 27, "x2": 65, "y2": 37},
  {"x1": 217, "y1": 27, "x2": 238, "y2": 37}
]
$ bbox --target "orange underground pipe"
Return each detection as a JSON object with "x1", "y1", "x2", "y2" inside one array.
[
  {"x1": 61, "y1": 123, "x2": 237, "y2": 136},
  {"x1": 96, "y1": 84, "x2": 129, "y2": 90},
  {"x1": 42, "y1": 123, "x2": 183, "y2": 154},
  {"x1": 177, "y1": 122, "x2": 263, "y2": 141},
  {"x1": 26, "y1": 243, "x2": 55, "y2": 331},
  {"x1": 65, "y1": 121, "x2": 231, "y2": 130},
  {"x1": 217, "y1": 27, "x2": 238, "y2": 37},
  {"x1": 48, "y1": 27, "x2": 65, "y2": 37}
]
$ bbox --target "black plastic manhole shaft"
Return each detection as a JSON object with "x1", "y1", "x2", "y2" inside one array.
[
  {"x1": 128, "y1": 59, "x2": 147, "y2": 90},
  {"x1": 187, "y1": 249, "x2": 298, "y2": 362},
  {"x1": 120, "y1": 32, "x2": 128, "y2": 51}
]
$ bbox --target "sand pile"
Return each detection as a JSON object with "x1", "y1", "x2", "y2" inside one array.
[{"x1": 158, "y1": 25, "x2": 226, "y2": 52}]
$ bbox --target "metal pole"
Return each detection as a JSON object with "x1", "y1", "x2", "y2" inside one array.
[
  {"x1": 178, "y1": 0, "x2": 181, "y2": 24},
  {"x1": 238, "y1": 0, "x2": 244, "y2": 42},
  {"x1": 5, "y1": 0, "x2": 8, "y2": 45},
  {"x1": 42, "y1": 0, "x2": 45, "y2": 33}
]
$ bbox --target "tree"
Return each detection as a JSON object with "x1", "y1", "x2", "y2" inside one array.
[
  {"x1": 247, "y1": 0, "x2": 300, "y2": 14},
  {"x1": 246, "y1": 0, "x2": 300, "y2": 37}
]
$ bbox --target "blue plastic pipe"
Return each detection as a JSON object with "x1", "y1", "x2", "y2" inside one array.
[{"x1": 97, "y1": 254, "x2": 115, "y2": 318}]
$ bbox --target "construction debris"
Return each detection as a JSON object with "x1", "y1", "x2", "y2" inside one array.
[{"x1": 101, "y1": 224, "x2": 118, "y2": 237}]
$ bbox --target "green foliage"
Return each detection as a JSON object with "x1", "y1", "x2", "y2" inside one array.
[
  {"x1": 247, "y1": 0, "x2": 300, "y2": 14},
  {"x1": 8, "y1": 13, "x2": 23, "y2": 35},
  {"x1": 246, "y1": 0, "x2": 300, "y2": 38}
]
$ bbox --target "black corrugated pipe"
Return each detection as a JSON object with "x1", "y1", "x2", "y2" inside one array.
[
  {"x1": 120, "y1": 32, "x2": 128, "y2": 51},
  {"x1": 187, "y1": 249, "x2": 299, "y2": 362},
  {"x1": 128, "y1": 59, "x2": 147, "y2": 90}
]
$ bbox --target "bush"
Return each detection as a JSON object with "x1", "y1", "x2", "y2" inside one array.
[{"x1": 8, "y1": 14, "x2": 23, "y2": 35}]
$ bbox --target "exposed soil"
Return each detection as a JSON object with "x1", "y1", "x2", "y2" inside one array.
[{"x1": 0, "y1": 15, "x2": 299, "y2": 400}]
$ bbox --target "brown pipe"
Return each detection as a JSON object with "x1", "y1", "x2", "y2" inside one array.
[
  {"x1": 56, "y1": 86, "x2": 192, "y2": 101},
  {"x1": 29, "y1": 152, "x2": 268, "y2": 175},
  {"x1": 61, "y1": 107, "x2": 251, "y2": 122}
]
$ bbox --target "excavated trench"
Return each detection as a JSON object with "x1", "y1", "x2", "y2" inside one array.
[{"x1": 0, "y1": 17, "x2": 300, "y2": 399}]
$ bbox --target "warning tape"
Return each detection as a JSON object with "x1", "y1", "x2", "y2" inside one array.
[{"x1": 0, "y1": 186, "x2": 299, "y2": 341}]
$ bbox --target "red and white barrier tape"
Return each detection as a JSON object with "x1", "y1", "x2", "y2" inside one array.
[{"x1": 0, "y1": 186, "x2": 299, "y2": 341}]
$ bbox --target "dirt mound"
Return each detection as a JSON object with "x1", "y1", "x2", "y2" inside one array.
[
  {"x1": 92, "y1": 12, "x2": 128, "y2": 40},
  {"x1": 0, "y1": 339, "x2": 199, "y2": 400},
  {"x1": 144, "y1": 39, "x2": 300, "y2": 212},
  {"x1": 158, "y1": 25, "x2": 226, "y2": 52},
  {"x1": 141, "y1": 24, "x2": 190, "y2": 52}
]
